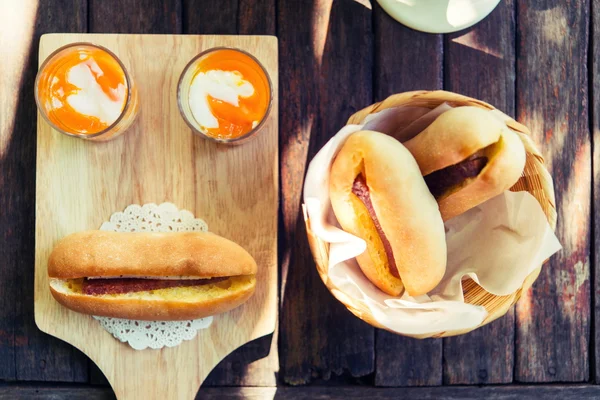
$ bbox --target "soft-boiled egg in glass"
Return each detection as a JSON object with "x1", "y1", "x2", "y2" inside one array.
[{"x1": 177, "y1": 47, "x2": 272, "y2": 144}]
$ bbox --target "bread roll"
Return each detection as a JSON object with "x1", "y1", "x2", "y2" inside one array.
[
  {"x1": 329, "y1": 130, "x2": 447, "y2": 297},
  {"x1": 48, "y1": 231, "x2": 257, "y2": 320},
  {"x1": 404, "y1": 106, "x2": 526, "y2": 221}
]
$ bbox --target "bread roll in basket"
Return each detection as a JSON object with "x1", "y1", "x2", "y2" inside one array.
[{"x1": 303, "y1": 90, "x2": 557, "y2": 338}]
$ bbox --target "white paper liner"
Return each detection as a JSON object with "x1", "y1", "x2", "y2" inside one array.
[
  {"x1": 93, "y1": 202, "x2": 213, "y2": 350},
  {"x1": 304, "y1": 105, "x2": 562, "y2": 336}
]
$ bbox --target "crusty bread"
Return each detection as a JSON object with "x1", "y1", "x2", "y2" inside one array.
[
  {"x1": 404, "y1": 106, "x2": 503, "y2": 175},
  {"x1": 49, "y1": 231, "x2": 257, "y2": 279},
  {"x1": 329, "y1": 130, "x2": 447, "y2": 297},
  {"x1": 48, "y1": 231, "x2": 257, "y2": 320},
  {"x1": 435, "y1": 129, "x2": 526, "y2": 220},
  {"x1": 404, "y1": 106, "x2": 526, "y2": 221},
  {"x1": 49, "y1": 275, "x2": 256, "y2": 321}
]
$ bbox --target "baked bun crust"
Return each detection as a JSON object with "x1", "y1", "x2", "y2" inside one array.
[
  {"x1": 404, "y1": 106, "x2": 503, "y2": 175},
  {"x1": 49, "y1": 231, "x2": 257, "y2": 279},
  {"x1": 329, "y1": 130, "x2": 447, "y2": 296},
  {"x1": 47, "y1": 231, "x2": 257, "y2": 320},
  {"x1": 404, "y1": 106, "x2": 526, "y2": 221}
]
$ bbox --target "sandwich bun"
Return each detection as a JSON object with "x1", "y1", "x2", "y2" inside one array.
[
  {"x1": 329, "y1": 130, "x2": 447, "y2": 297},
  {"x1": 48, "y1": 231, "x2": 257, "y2": 320},
  {"x1": 404, "y1": 106, "x2": 526, "y2": 221}
]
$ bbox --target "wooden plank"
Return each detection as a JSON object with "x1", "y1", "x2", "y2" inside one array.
[
  {"x1": 0, "y1": 0, "x2": 89, "y2": 382},
  {"x1": 183, "y1": 0, "x2": 275, "y2": 35},
  {"x1": 375, "y1": 333, "x2": 442, "y2": 387},
  {"x1": 371, "y1": 1, "x2": 443, "y2": 387},
  {"x1": 515, "y1": 0, "x2": 591, "y2": 382},
  {"x1": 182, "y1": 0, "x2": 278, "y2": 387},
  {"x1": 86, "y1": 0, "x2": 182, "y2": 386},
  {"x1": 442, "y1": 0, "x2": 516, "y2": 385},
  {"x1": 594, "y1": 0, "x2": 600, "y2": 385},
  {"x1": 278, "y1": 0, "x2": 375, "y2": 384},
  {"x1": 373, "y1": 3, "x2": 443, "y2": 95},
  {"x1": 0, "y1": 0, "x2": 38, "y2": 381},
  {"x1": 183, "y1": 0, "x2": 237, "y2": 34},
  {"x1": 3, "y1": 384, "x2": 600, "y2": 400},
  {"x1": 89, "y1": 0, "x2": 182, "y2": 33},
  {"x1": 239, "y1": 0, "x2": 275, "y2": 34},
  {"x1": 204, "y1": 333, "x2": 278, "y2": 387},
  {"x1": 0, "y1": 385, "x2": 116, "y2": 400}
]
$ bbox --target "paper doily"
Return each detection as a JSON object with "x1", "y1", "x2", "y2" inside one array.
[{"x1": 92, "y1": 202, "x2": 213, "y2": 350}]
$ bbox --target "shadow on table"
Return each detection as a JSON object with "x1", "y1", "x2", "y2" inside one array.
[
  {"x1": 1, "y1": 2, "x2": 90, "y2": 383},
  {"x1": 278, "y1": 0, "x2": 378, "y2": 386},
  {"x1": 88, "y1": 333, "x2": 276, "y2": 389}
]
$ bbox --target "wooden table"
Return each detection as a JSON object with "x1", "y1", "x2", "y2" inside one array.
[{"x1": 0, "y1": 0, "x2": 596, "y2": 398}]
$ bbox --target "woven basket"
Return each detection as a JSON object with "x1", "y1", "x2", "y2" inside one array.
[{"x1": 303, "y1": 90, "x2": 557, "y2": 338}]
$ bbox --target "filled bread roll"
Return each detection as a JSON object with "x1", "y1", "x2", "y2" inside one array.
[
  {"x1": 48, "y1": 231, "x2": 257, "y2": 320},
  {"x1": 404, "y1": 106, "x2": 526, "y2": 221},
  {"x1": 329, "y1": 130, "x2": 447, "y2": 297}
]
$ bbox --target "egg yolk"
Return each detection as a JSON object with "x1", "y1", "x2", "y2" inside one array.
[
  {"x1": 193, "y1": 49, "x2": 270, "y2": 139},
  {"x1": 37, "y1": 47, "x2": 127, "y2": 135}
]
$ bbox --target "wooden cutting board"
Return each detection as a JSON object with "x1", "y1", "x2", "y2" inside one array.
[{"x1": 34, "y1": 34, "x2": 278, "y2": 399}]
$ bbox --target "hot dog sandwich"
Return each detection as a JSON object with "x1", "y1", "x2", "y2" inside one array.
[
  {"x1": 329, "y1": 130, "x2": 447, "y2": 297},
  {"x1": 404, "y1": 106, "x2": 526, "y2": 221},
  {"x1": 48, "y1": 230, "x2": 257, "y2": 320}
]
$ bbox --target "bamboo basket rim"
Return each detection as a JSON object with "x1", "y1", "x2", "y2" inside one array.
[{"x1": 303, "y1": 90, "x2": 557, "y2": 339}]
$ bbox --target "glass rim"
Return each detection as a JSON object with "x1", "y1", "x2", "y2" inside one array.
[
  {"x1": 34, "y1": 41, "x2": 133, "y2": 139},
  {"x1": 176, "y1": 46, "x2": 274, "y2": 144}
]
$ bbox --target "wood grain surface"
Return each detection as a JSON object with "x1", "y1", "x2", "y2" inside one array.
[
  {"x1": 0, "y1": 0, "x2": 90, "y2": 382},
  {"x1": 372, "y1": 1, "x2": 443, "y2": 387},
  {"x1": 85, "y1": 1, "x2": 183, "y2": 386},
  {"x1": 34, "y1": 34, "x2": 278, "y2": 400},
  {"x1": 277, "y1": 0, "x2": 327, "y2": 383},
  {"x1": 1, "y1": 0, "x2": 597, "y2": 395},
  {"x1": 89, "y1": 0, "x2": 182, "y2": 33},
  {"x1": 182, "y1": 1, "x2": 279, "y2": 387},
  {"x1": 278, "y1": 0, "x2": 375, "y2": 385},
  {"x1": 594, "y1": 0, "x2": 600, "y2": 385},
  {"x1": 86, "y1": 0, "x2": 281, "y2": 389},
  {"x1": 3, "y1": 384, "x2": 600, "y2": 400},
  {"x1": 515, "y1": 0, "x2": 591, "y2": 382},
  {"x1": 183, "y1": 0, "x2": 237, "y2": 34},
  {"x1": 442, "y1": 0, "x2": 516, "y2": 385}
]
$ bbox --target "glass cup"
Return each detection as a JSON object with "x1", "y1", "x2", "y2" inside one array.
[
  {"x1": 177, "y1": 47, "x2": 273, "y2": 145},
  {"x1": 35, "y1": 42, "x2": 139, "y2": 141}
]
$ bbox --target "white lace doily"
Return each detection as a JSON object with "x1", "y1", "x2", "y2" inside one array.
[{"x1": 92, "y1": 202, "x2": 213, "y2": 350}]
